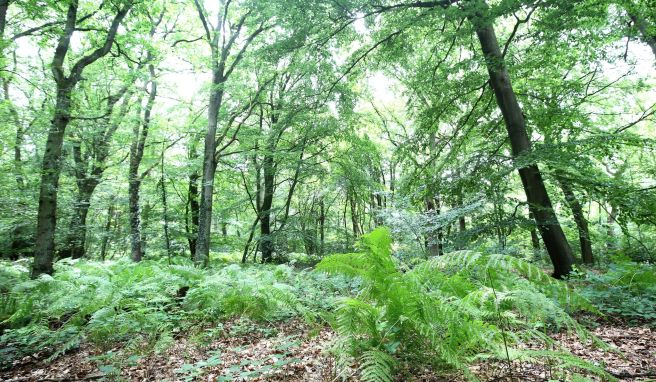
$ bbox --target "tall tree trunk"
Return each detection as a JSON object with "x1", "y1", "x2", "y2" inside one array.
[
  {"x1": 128, "y1": 62, "x2": 156, "y2": 262},
  {"x1": 0, "y1": 0, "x2": 8, "y2": 42},
  {"x1": 557, "y1": 178, "x2": 594, "y2": 264},
  {"x1": 259, "y1": 151, "x2": 275, "y2": 263},
  {"x1": 32, "y1": 0, "x2": 131, "y2": 277},
  {"x1": 128, "y1": 174, "x2": 144, "y2": 261},
  {"x1": 470, "y1": 2, "x2": 574, "y2": 278},
  {"x1": 194, "y1": 68, "x2": 223, "y2": 266},
  {"x1": 33, "y1": 83, "x2": 73, "y2": 276},
  {"x1": 160, "y1": 147, "x2": 172, "y2": 263},
  {"x1": 319, "y1": 198, "x2": 325, "y2": 255}
]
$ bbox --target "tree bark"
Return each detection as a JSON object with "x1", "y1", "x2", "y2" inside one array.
[
  {"x1": 469, "y1": 1, "x2": 574, "y2": 278},
  {"x1": 557, "y1": 178, "x2": 594, "y2": 264}
]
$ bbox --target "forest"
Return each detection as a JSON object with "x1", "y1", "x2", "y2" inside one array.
[{"x1": 0, "y1": 0, "x2": 655, "y2": 380}]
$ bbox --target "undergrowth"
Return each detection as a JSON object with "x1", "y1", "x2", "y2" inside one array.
[
  {"x1": 0, "y1": 258, "x2": 355, "y2": 369},
  {"x1": 579, "y1": 258, "x2": 656, "y2": 325},
  {"x1": 316, "y1": 227, "x2": 614, "y2": 382}
]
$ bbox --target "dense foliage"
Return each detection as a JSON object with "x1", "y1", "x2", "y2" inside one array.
[
  {"x1": 0, "y1": 257, "x2": 355, "y2": 368},
  {"x1": 0, "y1": 0, "x2": 654, "y2": 380}
]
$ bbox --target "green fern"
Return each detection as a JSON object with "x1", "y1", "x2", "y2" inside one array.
[
  {"x1": 316, "y1": 227, "x2": 612, "y2": 381},
  {"x1": 360, "y1": 349, "x2": 395, "y2": 382}
]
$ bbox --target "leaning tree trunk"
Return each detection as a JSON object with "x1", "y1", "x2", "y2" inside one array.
[
  {"x1": 557, "y1": 178, "x2": 594, "y2": 264},
  {"x1": 469, "y1": 1, "x2": 574, "y2": 278}
]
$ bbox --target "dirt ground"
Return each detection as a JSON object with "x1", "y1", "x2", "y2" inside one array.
[{"x1": 2, "y1": 321, "x2": 654, "y2": 382}]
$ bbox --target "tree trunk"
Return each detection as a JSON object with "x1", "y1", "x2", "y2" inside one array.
[
  {"x1": 606, "y1": 204, "x2": 618, "y2": 252},
  {"x1": 529, "y1": 211, "x2": 541, "y2": 250},
  {"x1": 470, "y1": 2, "x2": 574, "y2": 278},
  {"x1": 319, "y1": 198, "x2": 325, "y2": 255},
  {"x1": 241, "y1": 217, "x2": 260, "y2": 263},
  {"x1": 194, "y1": 67, "x2": 224, "y2": 266},
  {"x1": 0, "y1": 0, "x2": 8, "y2": 41},
  {"x1": 558, "y1": 178, "x2": 594, "y2": 264},
  {"x1": 60, "y1": 187, "x2": 93, "y2": 259},
  {"x1": 187, "y1": 170, "x2": 200, "y2": 258},
  {"x1": 425, "y1": 198, "x2": 442, "y2": 257},
  {"x1": 32, "y1": 83, "x2": 73, "y2": 277},
  {"x1": 100, "y1": 201, "x2": 114, "y2": 261},
  {"x1": 128, "y1": 62, "x2": 156, "y2": 262},
  {"x1": 160, "y1": 148, "x2": 172, "y2": 263},
  {"x1": 349, "y1": 194, "x2": 361, "y2": 237},
  {"x1": 259, "y1": 151, "x2": 275, "y2": 263},
  {"x1": 128, "y1": 175, "x2": 144, "y2": 262},
  {"x1": 627, "y1": 11, "x2": 656, "y2": 61},
  {"x1": 3, "y1": 58, "x2": 32, "y2": 259}
]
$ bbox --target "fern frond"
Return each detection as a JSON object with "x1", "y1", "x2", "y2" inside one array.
[{"x1": 359, "y1": 349, "x2": 395, "y2": 382}]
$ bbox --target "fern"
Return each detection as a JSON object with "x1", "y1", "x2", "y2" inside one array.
[
  {"x1": 360, "y1": 349, "x2": 395, "y2": 382},
  {"x1": 317, "y1": 227, "x2": 611, "y2": 381}
]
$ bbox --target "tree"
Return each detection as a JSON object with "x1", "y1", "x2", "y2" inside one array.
[
  {"x1": 59, "y1": 75, "x2": 135, "y2": 259},
  {"x1": 32, "y1": 0, "x2": 133, "y2": 277},
  {"x1": 191, "y1": 0, "x2": 268, "y2": 266},
  {"x1": 467, "y1": 0, "x2": 574, "y2": 277}
]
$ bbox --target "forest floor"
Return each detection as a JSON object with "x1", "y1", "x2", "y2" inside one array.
[{"x1": 2, "y1": 318, "x2": 654, "y2": 382}]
